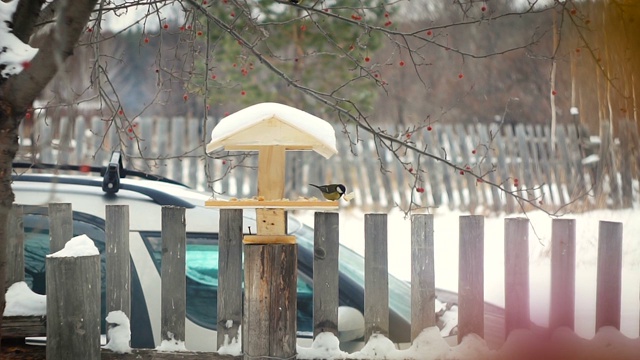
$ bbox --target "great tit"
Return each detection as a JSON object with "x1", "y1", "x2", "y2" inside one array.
[{"x1": 309, "y1": 183, "x2": 346, "y2": 201}]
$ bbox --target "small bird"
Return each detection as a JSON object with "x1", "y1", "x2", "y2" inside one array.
[{"x1": 309, "y1": 183, "x2": 346, "y2": 201}]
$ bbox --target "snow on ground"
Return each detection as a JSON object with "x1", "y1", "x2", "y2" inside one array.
[
  {"x1": 295, "y1": 206, "x2": 640, "y2": 339},
  {"x1": 103, "y1": 310, "x2": 132, "y2": 354},
  {"x1": 3, "y1": 281, "x2": 46, "y2": 316}
]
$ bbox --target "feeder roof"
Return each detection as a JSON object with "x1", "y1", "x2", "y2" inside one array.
[{"x1": 206, "y1": 102, "x2": 338, "y2": 158}]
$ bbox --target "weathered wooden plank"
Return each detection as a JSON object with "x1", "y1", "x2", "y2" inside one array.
[
  {"x1": 243, "y1": 244, "x2": 297, "y2": 360},
  {"x1": 556, "y1": 126, "x2": 578, "y2": 201},
  {"x1": 566, "y1": 124, "x2": 588, "y2": 200},
  {"x1": 533, "y1": 124, "x2": 555, "y2": 206},
  {"x1": 444, "y1": 125, "x2": 466, "y2": 211},
  {"x1": 7, "y1": 204, "x2": 24, "y2": 287},
  {"x1": 161, "y1": 206, "x2": 186, "y2": 343},
  {"x1": 544, "y1": 125, "x2": 568, "y2": 206},
  {"x1": 106, "y1": 205, "x2": 131, "y2": 322},
  {"x1": 455, "y1": 123, "x2": 479, "y2": 212},
  {"x1": 619, "y1": 120, "x2": 633, "y2": 208},
  {"x1": 46, "y1": 253, "x2": 101, "y2": 359},
  {"x1": 504, "y1": 217, "x2": 530, "y2": 335},
  {"x1": 364, "y1": 213, "x2": 389, "y2": 340},
  {"x1": 48, "y1": 202, "x2": 73, "y2": 253},
  {"x1": 171, "y1": 117, "x2": 186, "y2": 182},
  {"x1": 550, "y1": 218, "x2": 576, "y2": 330},
  {"x1": 476, "y1": 124, "x2": 502, "y2": 212},
  {"x1": 595, "y1": 221, "x2": 623, "y2": 331},
  {"x1": 217, "y1": 209, "x2": 243, "y2": 350},
  {"x1": 374, "y1": 137, "x2": 395, "y2": 209},
  {"x1": 458, "y1": 215, "x2": 484, "y2": 342},
  {"x1": 411, "y1": 214, "x2": 436, "y2": 341},
  {"x1": 1, "y1": 316, "x2": 46, "y2": 338},
  {"x1": 493, "y1": 127, "x2": 515, "y2": 213},
  {"x1": 422, "y1": 127, "x2": 444, "y2": 208},
  {"x1": 313, "y1": 212, "x2": 340, "y2": 338}
]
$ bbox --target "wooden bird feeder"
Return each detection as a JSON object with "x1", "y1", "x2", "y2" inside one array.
[
  {"x1": 205, "y1": 103, "x2": 339, "y2": 359},
  {"x1": 205, "y1": 102, "x2": 339, "y2": 244}
]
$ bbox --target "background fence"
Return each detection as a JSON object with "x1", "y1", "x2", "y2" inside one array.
[{"x1": 16, "y1": 116, "x2": 640, "y2": 214}]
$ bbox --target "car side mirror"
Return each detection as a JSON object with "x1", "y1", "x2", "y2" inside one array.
[{"x1": 337, "y1": 306, "x2": 365, "y2": 342}]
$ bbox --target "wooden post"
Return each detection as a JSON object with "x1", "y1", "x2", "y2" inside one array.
[
  {"x1": 46, "y1": 252, "x2": 101, "y2": 359},
  {"x1": 411, "y1": 214, "x2": 436, "y2": 341},
  {"x1": 161, "y1": 206, "x2": 186, "y2": 344},
  {"x1": 49, "y1": 202, "x2": 73, "y2": 253},
  {"x1": 596, "y1": 221, "x2": 623, "y2": 331},
  {"x1": 458, "y1": 215, "x2": 484, "y2": 342},
  {"x1": 106, "y1": 205, "x2": 131, "y2": 321},
  {"x1": 243, "y1": 244, "x2": 297, "y2": 360},
  {"x1": 364, "y1": 213, "x2": 389, "y2": 341},
  {"x1": 217, "y1": 209, "x2": 243, "y2": 350},
  {"x1": 550, "y1": 219, "x2": 576, "y2": 330},
  {"x1": 6, "y1": 204, "x2": 24, "y2": 287},
  {"x1": 504, "y1": 218, "x2": 530, "y2": 336},
  {"x1": 313, "y1": 212, "x2": 340, "y2": 338}
]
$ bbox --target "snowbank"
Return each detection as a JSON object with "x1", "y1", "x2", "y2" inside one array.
[{"x1": 3, "y1": 281, "x2": 46, "y2": 316}]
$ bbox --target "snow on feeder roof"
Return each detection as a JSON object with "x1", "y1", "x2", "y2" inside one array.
[{"x1": 206, "y1": 102, "x2": 338, "y2": 159}]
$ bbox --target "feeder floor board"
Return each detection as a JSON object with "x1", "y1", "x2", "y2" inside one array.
[{"x1": 205, "y1": 200, "x2": 339, "y2": 210}]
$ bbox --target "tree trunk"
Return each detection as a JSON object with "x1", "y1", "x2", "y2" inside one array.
[{"x1": 0, "y1": 107, "x2": 20, "y2": 350}]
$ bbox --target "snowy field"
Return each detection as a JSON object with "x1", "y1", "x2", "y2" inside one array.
[{"x1": 295, "y1": 206, "x2": 640, "y2": 340}]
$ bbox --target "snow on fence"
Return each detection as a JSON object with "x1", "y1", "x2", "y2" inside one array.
[
  {"x1": 3, "y1": 203, "x2": 638, "y2": 359},
  {"x1": 16, "y1": 116, "x2": 640, "y2": 214}
]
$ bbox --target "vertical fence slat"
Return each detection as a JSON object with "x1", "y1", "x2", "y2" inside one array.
[
  {"x1": 550, "y1": 218, "x2": 576, "y2": 330},
  {"x1": 313, "y1": 212, "x2": 340, "y2": 338},
  {"x1": 364, "y1": 213, "x2": 389, "y2": 341},
  {"x1": 217, "y1": 209, "x2": 243, "y2": 350},
  {"x1": 411, "y1": 214, "x2": 436, "y2": 341},
  {"x1": 106, "y1": 205, "x2": 131, "y2": 321},
  {"x1": 596, "y1": 221, "x2": 623, "y2": 331},
  {"x1": 161, "y1": 206, "x2": 186, "y2": 344},
  {"x1": 458, "y1": 215, "x2": 484, "y2": 342},
  {"x1": 49, "y1": 203, "x2": 73, "y2": 253},
  {"x1": 6, "y1": 204, "x2": 25, "y2": 287},
  {"x1": 504, "y1": 217, "x2": 530, "y2": 335}
]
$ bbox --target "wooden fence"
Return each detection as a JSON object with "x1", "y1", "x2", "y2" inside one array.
[
  {"x1": 3, "y1": 203, "x2": 637, "y2": 359},
  {"x1": 16, "y1": 116, "x2": 640, "y2": 214}
]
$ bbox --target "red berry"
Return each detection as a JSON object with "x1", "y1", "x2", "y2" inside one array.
[
  {"x1": 384, "y1": 12, "x2": 389, "y2": 18},
  {"x1": 187, "y1": 25, "x2": 192, "y2": 30},
  {"x1": 241, "y1": 90, "x2": 246, "y2": 96},
  {"x1": 197, "y1": 31, "x2": 203, "y2": 36},
  {"x1": 552, "y1": 90, "x2": 557, "y2": 96},
  {"x1": 144, "y1": 37, "x2": 149, "y2": 43},
  {"x1": 163, "y1": 24, "x2": 169, "y2": 30},
  {"x1": 300, "y1": 25, "x2": 307, "y2": 31},
  {"x1": 25, "y1": 112, "x2": 31, "y2": 120},
  {"x1": 472, "y1": 149, "x2": 477, "y2": 154},
  {"x1": 384, "y1": 21, "x2": 392, "y2": 27},
  {"x1": 183, "y1": 94, "x2": 189, "y2": 101},
  {"x1": 476, "y1": 178, "x2": 483, "y2": 183},
  {"x1": 21, "y1": 61, "x2": 31, "y2": 70},
  {"x1": 232, "y1": 63, "x2": 237, "y2": 67},
  {"x1": 349, "y1": 44, "x2": 355, "y2": 51},
  {"x1": 570, "y1": 8, "x2": 577, "y2": 15},
  {"x1": 118, "y1": 109, "x2": 124, "y2": 116},
  {"x1": 427, "y1": 126, "x2": 433, "y2": 131},
  {"x1": 466, "y1": 165, "x2": 471, "y2": 170},
  {"x1": 364, "y1": 56, "x2": 370, "y2": 62},
  {"x1": 409, "y1": 167, "x2": 414, "y2": 173},
  {"x1": 230, "y1": 11, "x2": 235, "y2": 17},
  {"x1": 426, "y1": 30, "x2": 432, "y2": 36},
  {"x1": 458, "y1": 73, "x2": 464, "y2": 79},
  {"x1": 179, "y1": 26, "x2": 185, "y2": 31},
  {"x1": 481, "y1": 6, "x2": 487, "y2": 12},
  {"x1": 222, "y1": 160, "x2": 227, "y2": 165},
  {"x1": 514, "y1": 178, "x2": 519, "y2": 183},
  {"x1": 399, "y1": 60, "x2": 405, "y2": 67},
  {"x1": 459, "y1": 170, "x2": 465, "y2": 175},
  {"x1": 206, "y1": 104, "x2": 210, "y2": 111},
  {"x1": 406, "y1": 133, "x2": 411, "y2": 138},
  {"x1": 203, "y1": 0, "x2": 207, "y2": 4},
  {"x1": 575, "y1": 48, "x2": 581, "y2": 53},
  {"x1": 211, "y1": 74, "x2": 217, "y2": 80},
  {"x1": 87, "y1": 27, "x2": 93, "y2": 33},
  {"x1": 416, "y1": 187, "x2": 425, "y2": 193}
]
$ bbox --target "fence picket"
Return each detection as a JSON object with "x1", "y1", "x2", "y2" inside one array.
[
  {"x1": 596, "y1": 221, "x2": 623, "y2": 331},
  {"x1": 217, "y1": 209, "x2": 243, "y2": 351},
  {"x1": 161, "y1": 206, "x2": 186, "y2": 344},
  {"x1": 550, "y1": 219, "x2": 576, "y2": 330},
  {"x1": 364, "y1": 213, "x2": 389, "y2": 340},
  {"x1": 504, "y1": 218, "x2": 530, "y2": 334},
  {"x1": 313, "y1": 212, "x2": 340, "y2": 338},
  {"x1": 458, "y1": 215, "x2": 484, "y2": 342},
  {"x1": 411, "y1": 214, "x2": 436, "y2": 341}
]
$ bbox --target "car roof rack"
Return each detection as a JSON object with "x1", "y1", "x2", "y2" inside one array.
[
  {"x1": 12, "y1": 152, "x2": 195, "y2": 208},
  {"x1": 12, "y1": 152, "x2": 188, "y2": 187}
]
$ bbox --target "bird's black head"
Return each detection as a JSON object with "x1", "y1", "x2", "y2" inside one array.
[{"x1": 337, "y1": 184, "x2": 346, "y2": 194}]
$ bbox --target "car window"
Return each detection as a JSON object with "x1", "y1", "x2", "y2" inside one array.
[
  {"x1": 23, "y1": 212, "x2": 108, "y2": 331},
  {"x1": 140, "y1": 232, "x2": 315, "y2": 334}
]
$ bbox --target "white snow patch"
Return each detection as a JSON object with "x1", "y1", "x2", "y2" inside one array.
[
  {"x1": 47, "y1": 234, "x2": 99, "y2": 258},
  {"x1": 156, "y1": 332, "x2": 187, "y2": 352},
  {"x1": 3, "y1": 281, "x2": 46, "y2": 316},
  {"x1": 217, "y1": 326, "x2": 242, "y2": 356},
  {"x1": 297, "y1": 332, "x2": 348, "y2": 360},
  {"x1": 582, "y1": 154, "x2": 600, "y2": 165},
  {"x1": 0, "y1": 1, "x2": 38, "y2": 78},
  {"x1": 103, "y1": 311, "x2": 132, "y2": 354}
]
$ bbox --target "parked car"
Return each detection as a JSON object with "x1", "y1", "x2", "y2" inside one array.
[{"x1": 11, "y1": 161, "x2": 457, "y2": 351}]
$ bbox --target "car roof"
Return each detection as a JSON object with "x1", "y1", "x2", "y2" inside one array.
[{"x1": 12, "y1": 173, "x2": 241, "y2": 232}]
